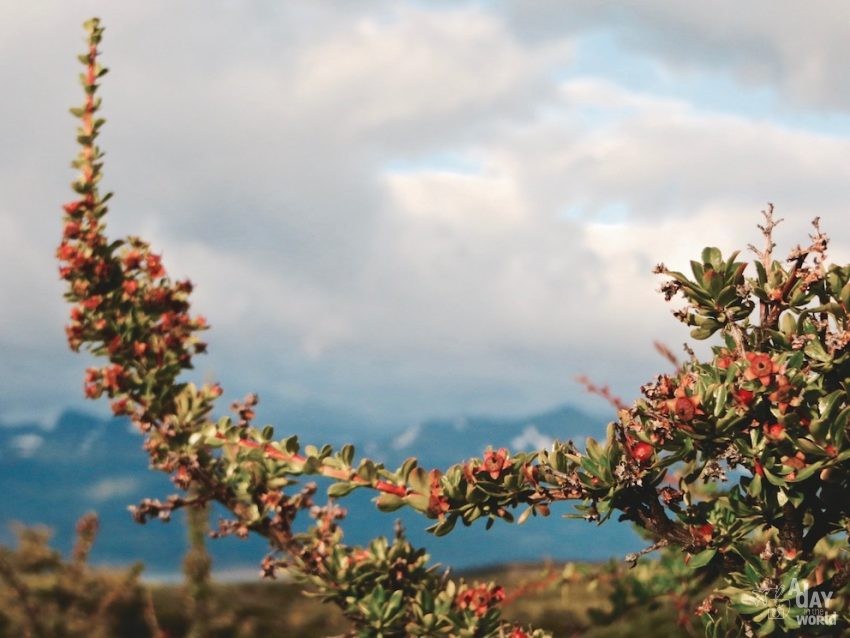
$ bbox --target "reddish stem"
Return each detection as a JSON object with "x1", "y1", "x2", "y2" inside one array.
[{"x1": 216, "y1": 434, "x2": 413, "y2": 497}]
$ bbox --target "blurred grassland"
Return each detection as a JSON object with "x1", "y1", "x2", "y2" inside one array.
[{"x1": 147, "y1": 562, "x2": 688, "y2": 637}]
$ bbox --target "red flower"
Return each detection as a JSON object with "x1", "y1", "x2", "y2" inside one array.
[
  {"x1": 133, "y1": 341, "x2": 148, "y2": 357},
  {"x1": 57, "y1": 243, "x2": 77, "y2": 261},
  {"x1": 103, "y1": 364, "x2": 124, "y2": 392},
  {"x1": 456, "y1": 583, "x2": 505, "y2": 617},
  {"x1": 673, "y1": 397, "x2": 696, "y2": 421},
  {"x1": 768, "y1": 375, "x2": 799, "y2": 414},
  {"x1": 82, "y1": 295, "x2": 102, "y2": 310},
  {"x1": 146, "y1": 288, "x2": 169, "y2": 306},
  {"x1": 348, "y1": 548, "x2": 371, "y2": 566},
  {"x1": 666, "y1": 378, "x2": 703, "y2": 423},
  {"x1": 123, "y1": 250, "x2": 142, "y2": 270},
  {"x1": 122, "y1": 279, "x2": 138, "y2": 296},
  {"x1": 479, "y1": 448, "x2": 511, "y2": 480},
  {"x1": 427, "y1": 469, "x2": 450, "y2": 517},
  {"x1": 734, "y1": 388, "x2": 755, "y2": 407},
  {"x1": 631, "y1": 441, "x2": 654, "y2": 464},
  {"x1": 62, "y1": 200, "x2": 83, "y2": 216},
  {"x1": 716, "y1": 350, "x2": 735, "y2": 370},
  {"x1": 260, "y1": 490, "x2": 282, "y2": 509},
  {"x1": 83, "y1": 368, "x2": 101, "y2": 398},
  {"x1": 763, "y1": 423, "x2": 785, "y2": 441},
  {"x1": 146, "y1": 254, "x2": 165, "y2": 279},
  {"x1": 111, "y1": 398, "x2": 130, "y2": 415},
  {"x1": 63, "y1": 221, "x2": 81, "y2": 238},
  {"x1": 781, "y1": 451, "x2": 806, "y2": 472},
  {"x1": 692, "y1": 523, "x2": 714, "y2": 544},
  {"x1": 107, "y1": 335, "x2": 122, "y2": 355},
  {"x1": 744, "y1": 352, "x2": 776, "y2": 385}
]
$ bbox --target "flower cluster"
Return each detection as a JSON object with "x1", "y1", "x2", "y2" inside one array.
[{"x1": 455, "y1": 582, "x2": 506, "y2": 617}]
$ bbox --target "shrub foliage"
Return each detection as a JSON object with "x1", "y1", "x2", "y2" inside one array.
[{"x1": 55, "y1": 18, "x2": 849, "y2": 637}]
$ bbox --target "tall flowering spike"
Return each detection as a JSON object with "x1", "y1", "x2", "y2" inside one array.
[
  {"x1": 59, "y1": 18, "x2": 211, "y2": 423},
  {"x1": 67, "y1": 18, "x2": 109, "y2": 216}
]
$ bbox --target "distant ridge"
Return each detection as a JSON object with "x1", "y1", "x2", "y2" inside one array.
[{"x1": 0, "y1": 403, "x2": 640, "y2": 578}]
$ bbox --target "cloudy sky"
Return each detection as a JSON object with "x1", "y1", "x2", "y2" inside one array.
[{"x1": 4, "y1": 1, "x2": 850, "y2": 429}]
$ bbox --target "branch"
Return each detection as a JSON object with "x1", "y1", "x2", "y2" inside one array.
[
  {"x1": 748, "y1": 203, "x2": 783, "y2": 329},
  {"x1": 653, "y1": 341, "x2": 680, "y2": 370},
  {"x1": 575, "y1": 374, "x2": 627, "y2": 411}
]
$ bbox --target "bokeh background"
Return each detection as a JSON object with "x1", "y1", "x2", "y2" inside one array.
[{"x1": 3, "y1": 1, "x2": 850, "y2": 577}]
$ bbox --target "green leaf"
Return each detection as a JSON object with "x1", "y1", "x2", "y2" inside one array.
[
  {"x1": 714, "y1": 385, "x2": 728, "y2": 417},
  {"x1": 747, "y1": 473, "x2": 762, "y2": 497},
  {"x1": 328, "y1": 481, "x2": 357, "y2": 498},
  {"x1": 762, "y1": 467, "x2": 787, "y2": 487},
  {"x1": 690, "y1": 260, "x2": 705, "y2": 280},
  {"x1": 408, "y1": 467, "x2": 429, "y2": 495},
  {"x1": 786, "y1": 462, "x2": 822, "y2": 483},
  {"x1": 429, "y1": 515, "x2": 457, "y2": 537},
  {"x1": 688, "y1": 548, "x2": 716, "y2": 570},
  {"x1": 375, "y1": 493, "x2": 405, "y2": 512},
  {"x1": 840, "y1": 281, "x2": 850, "y2": 309},
  {"x1": 404, "y1": 493, "x2": 430, "y2": 513},
  {"x1": 804, "y1": 339, "x2": 832, "y2": 363},
  {"x1": 702, "y1": 246, "x2": 722, "y2": 266},
  {"x1": 340, "y1": 443, "x2": 355, "y2": 466},
  {"x1": 754, "y1": 260, "x2": 768, "y2": 284},
  {"x1": 691, "y1": 325, "x2": 718, "y2": 340}
]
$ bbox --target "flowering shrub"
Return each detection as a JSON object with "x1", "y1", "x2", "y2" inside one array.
[{"x1": 58, "y1": 18, "x2": 849, "y2": 637}]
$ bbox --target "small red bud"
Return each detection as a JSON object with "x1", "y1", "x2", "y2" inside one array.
[
  {"x1": 82, "y1": 295, "x2": 102, "y2": 310},
  {"x1": 694, "y1": 523, "x2": 714, "y2": 543},
  {"x1": 123, "y1": 250, "x2": 142, "y2": 270},
  {"x1": 631, "y1": 441, "x2": 654, "y2": 464},
  {"x1": 735, "y1": 389, "x2": 755, "y2": 406},
  {"x1": 57, "y1": 243, "x2": 77, "y2": 261},
  {"x1": 122, "y1": 279, "x2": 138, "y2": 295},
  {"x1": 63, "y1": 200, "x2": 83, "y2": 216},
  {"x1": 764, "y1": 423, "x2": 785, "y2": 441}
]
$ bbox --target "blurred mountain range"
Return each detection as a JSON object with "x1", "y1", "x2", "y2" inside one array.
[{"x1": 0, "y1": 404, "x2": 642, "y2": 579}]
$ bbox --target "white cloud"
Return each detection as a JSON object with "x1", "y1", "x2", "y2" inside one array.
[
  {"x1": 3, "y1": 2, "x2": 850, "y2": 425},
  {"x1": 386, "y1": 162, "x2": 528, "y2": 228},
  {"x1": 511, "y1": 424, "x2": 553, "y2": 451},
  {"x1": 10, "y1": 434, "x2": 44, "y2": 458},
  {"x1": 507, "y1": 1, "x2": 850, "y2": 112},
  {"x1": 392, "y1": 423, "x2": 421, "y2": 450},
  {"x1": 85, "y1": 476, "x2": 140, "y2": 502}
]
